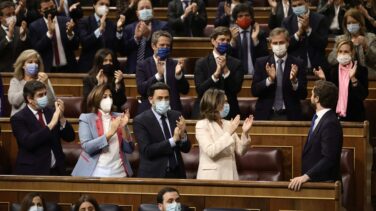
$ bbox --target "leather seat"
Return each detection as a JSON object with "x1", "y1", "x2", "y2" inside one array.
[
  {"x1": 62, "y1": 142, "x2": 81, "y2": 175},
  {"x1": 341, "y1": 148, "x2": 355, "y2": 210},
  {"x1": 180, "y1": 96, "x2": 196, "y2": 119},
  {"x1": 183, "y1": 58, "x2": 198, "y2": 75},
  {"x1": 59, "y1": 96, "x2": 83, "y2": 118},
  {"x1": 204, "y1": 25, "x2": 215, "y2": 37},
  {"x1": 122, "y1": 96, "x2": 138, "y2": 119},
  {"x1": 11, "y1": 202, "x2": 60, "y2": 211},
  {"x1": 238, "y1": 98, "x2": 257, "y2": 120},
  {"x1": 300, "y1": 99, "x2": 315, "y2": 121},
  {"x1": 203, "y1": 208, "x2": 248, "y2": 211},
  {"x1": 181, "y1": 145, "x2": 200, "y2": 179},
  {"x1": 138, "y1": 203, "x2": 190, "y2": 211},
  {"x1": 99, "y1": 204, "x2": 121, "y2": 211},
  {"x1": 236, "y1": 147, "x2": 284, "y2": 181}
]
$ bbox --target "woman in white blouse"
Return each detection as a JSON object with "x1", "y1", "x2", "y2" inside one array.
[{"x1": 8, "y1": 49, "x2": 55, "y2": 116}]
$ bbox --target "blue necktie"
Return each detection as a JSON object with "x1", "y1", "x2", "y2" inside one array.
[
  {"x1": 161, "y1": 115, "x2": 177, "y2": 169},
  {"x1": 307, "y1": 114, "x2": 318, "y2": 142}
]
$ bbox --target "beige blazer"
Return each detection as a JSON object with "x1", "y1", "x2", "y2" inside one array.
[{"x1": 195, "y1": 119, "x2": 251, "y2": 180}]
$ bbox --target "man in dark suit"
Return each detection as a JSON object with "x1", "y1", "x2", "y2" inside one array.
[
  {"x1": 317, "y1": 0, "x2": 346, "y2": 35},
  {"x1": 15, "y1": 0, "x2": 41, "y2": 25},
  {"x1": 0, "y1": 1, "x2": 29, "y2": 72},
  {"x1": 10, "y1": 80, "x2": 75, "y2": 175},
  {"x1": 133, "y1": 82, "x2": 191, "y2": 178},
  {"x1": 167, "y1": 0, "x2": 207, "y2": 37},
  {"x1": 268, "y1": 0, "x2": 293, "y2": 29},
  {"x1": 54, "y1": 0, "x2": 83, "y2": 23},
  {"x1": 229, "y1": 3, "x2": 269, "y2": 75},
  {"x1": 136, "y1": 30, "x2": 189, "y2": 114},
  {"x1": 214, "y1": 0, "x2": 252, "y2": 27},
  {"x1": 77, "y1": 0, "x2": 126, "y2": 72},
  {"x1": 282, "y1": 0, "x2": 329, "y2": 74},
  {"x1": 252, "y1": 27, "x2": 307, "y2": 120},
  {"x1": 122, "y1": 0, "x2": 169, "y2": 73},
  {"x1": 289, "y1": 80, "x2": 343, "y2": 191},
  {"x1": 194, "y1": 26, "x2": 244, "y2": 119},
  {"x1": 29, "y1": 0, "x2": 79, "y2": 72}
]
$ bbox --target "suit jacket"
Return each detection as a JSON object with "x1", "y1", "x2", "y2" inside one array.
[
  {"x1": 195, "y1": 119, "x2": 250, "y2": 180},
  {"x1": 230, "y1": 29, "x2": 269, "y2": 74},
  {"x1": 71, "y1": 112, "x2": 134, "y2": 177},
  {"x1": 251, "y1": 54, "x2": 307, "y2": 120},
  {"x1": 268, "y1": 0, "x2": 293, "y2": 29},
  {"x1": 122, "y1": 19, "x2": 169, "y2": 73},
  {"x1": 327, "y1": 64, "x2": 368, "y2": 121},
  {"x1": 16, "y1": 0, "x2": 40, "y2": 25},
  {"x1": 0, "y1": 26, "x2": 29, "y2": 72},
  {"x1": 10, "y1": 106, "x2": 75, "y2": 175},
  {"x1": 29, "y1": 16, "x2": 79, "y2": 72},
  {"x1": 302, "y1": 110, "x2": 343, "y2": 182},
  {"x1": 317, "y1": 3, "x2": 346, "y2": 34},
  {"x1": 282, "y1": 11, "x2": 329, "y2": 71},
  {"x1": 193, "y1": 53, "x2": 244, "y2": 119},
  {"x1": 167, "y1": 0, "x2": 207, "y2": 37},
  {"x1": 77, "y1": 15, "x2": 122, "y2": 72},
  {"x1": 133, "y1": 109, "x2": 191, "y2": 178},
  {"x1": 56, "y1": 0, "x2": 83, "y2": 22},
  {"x1": 214, "y1": 1, "x2": 252, "y2": 27},
  {"x1": 136, "y1": 56, "x2": 189, "y2": 114}
]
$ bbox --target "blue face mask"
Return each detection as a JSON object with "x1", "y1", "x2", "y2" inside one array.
[
  {"x1": 292, "y1": 5, "x2": 307, "y2": 16},
  {"x1": 36, "y1": 95, "x2": 48, "y2": 109},
  {"x1": 157, "y1": 47, "x2": 170, "y2": 60},
  {"x1": 166, "y1": 202, "x2": 181, "y2": 211},
  {"x1": 220, "y1": 103, "x2": 230, "y2": 118},
  {"x1": 139, "y1": 9, "x2": 153, "y2": 21},
  {"x1": 216, "y1": 43, "x2": 229, "y2": 55},
  {"x1": 154, "y1": 100, "x2": 170, "y2": 115},
  {"x1": 347, "y1": 23, "x2": 360, "y2": 34},
  {"x1": 25, "y1": 63, "x2": 39, "y2": 76}
]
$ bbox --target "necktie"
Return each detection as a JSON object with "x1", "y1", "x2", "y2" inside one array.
[
  {"x1": 37, "y1": 110, "x2": 46, "y2": 126},
  {"x1": 241, "y1": 31, "x2": 249, "y2": 74},
  {"x1": 273, "y1": 59, "x2": 284, "y2": 111},
  {"x1": 161, "y1": 115, "x2": 177, "y2": 169},
  {"x1": 137, "y1": 37, "x2": 146, "y2": 62},
  {"x1": 52, "y1": 28, "x2": 60, "y2": 66},
  {"x1": 307, "y1": 114, "x2": 318, "y2": 143}
]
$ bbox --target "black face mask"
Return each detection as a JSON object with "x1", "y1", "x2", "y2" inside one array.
[
  {"x1": 102, "y1": 64, "x2": 115, "y2": 78},
  {"x1": 44, "y1": 8, "x2": 57, "y2": 19}
]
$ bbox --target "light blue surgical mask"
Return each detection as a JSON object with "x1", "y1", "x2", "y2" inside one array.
[
  {"x1": 292, "y1": 5, "x2": 307, "y2": 16},
  {"x1": 28, "y1": 205, "x2": 43, "y2": 211},
  {"x1": 347, "y1": 23, "x2": 360, "y2": 34},
  {"x1": 36, "y1": 95, "x2": 48, "y2": 109},
  {"x1": 154, "y1": 100, "x2": 170, "y2": 115},
  {"x1": 25, "y1": 63, "x2": 39, "y2": 76},
  {"x1": 166, "y1": 202, "x2": 181, "y2": 211},
  {"x1": 220, "y1": 103, "x2": 230, "y2": 118},
  {"x1": 139, "y1": 9, "x2": 153, "y2": 21}
]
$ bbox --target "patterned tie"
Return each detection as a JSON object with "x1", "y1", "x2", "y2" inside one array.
[
  {"x1": 241, "y1": 31, "x2": 249, "y2": 74},
  {"x1": 161, "y1": 115, "x2": 177, "y2": 169},
  {"x1": 273, "y1": 59, "x2": 284, "y2": 111},
  {"x1": 137, "y1": 37, "x2": 146, "y2": 62}
]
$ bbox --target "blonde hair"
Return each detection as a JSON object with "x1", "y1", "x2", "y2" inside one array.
[
  {"x1": 13, "y1": 49, "x2": 45, "y2": 80},
  {"x1": 335, "y1": 38, "x2": 355, "y2": 56},
  {"x1": 200, "y1": 88, "x2": 226, "y2": 121}
]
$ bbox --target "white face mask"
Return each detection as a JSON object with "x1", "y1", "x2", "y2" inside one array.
[
  {"x1": 96, "y1": 5, "x2": 109, "y2": 16},
  {"x1": 166, "y1": 202, "x2": 181, "y2": 211},
  {"x1": 336, "y1": 54, "x2": 352, "y2": 65},
  {"x1": 154, "y1": 100, "x2": 170, "y2": 115},
  {"x1": 100, "y1": 97, "x2": 113, "y2": 113},
  {"x1": 138, "y1": 8, "x2": 153, "y2": 21},
  {"x1": 29, "y1": 205, "x2": 43, "y2": 211},
  {"x1": 5, "y1": 15, "x2": 16, "y2": 26},
  {"x1": 271, "y1": 44, "x2": 287, "y2": 57}
]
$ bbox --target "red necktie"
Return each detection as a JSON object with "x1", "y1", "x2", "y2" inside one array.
[
  {"x1": 38, "y1": 110, "x2": 46, "y2": 126},
  {"x1": 52, "y1": 30, "x2": 61, "y2": 66}
]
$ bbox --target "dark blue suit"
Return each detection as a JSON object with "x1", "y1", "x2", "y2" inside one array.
[
  {"x1": 121, "y1": 20, "x2": 169, "y2": 73},
  {"x1": 77, "y1": 15, "x2": 122, "y2": 72},
  {"x1": 29, "y1": 16, "x2": 79, "y2": 72},
  {"x1": 10, "y1": 106, "x2": 75, "y2": 175},
  {"x1": 251, "y1": 54, "x2": 307, "y2": 120},
  {"x1": 136, "y1": 56, "x2": 189, "y2": 114},
  {"x1": 282, "y1": 11, "x2": 329, "y2": 71},
  {"x1": 302, "y1": 110, "x2": 343, "y2": 182}
]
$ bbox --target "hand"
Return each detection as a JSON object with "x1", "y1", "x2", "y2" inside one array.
[
  {"x1": 119, "y1": 109, "x2": 130, "y2": 128},
  {"x1": 224, "y1": 2, "x2": 231, "y2": 16},
  {"x1": 58, "y1": 0, "x2": 65, "y2": 13},
  {"x1": 299, "y1": 13, "x2": 309, "y2": 31},
  {"x1": 20, "y1": 21, "x2": 27, "y2": 37},
  {"x1": 156, "y1": 58, "x2": 165, "y2": 77},
  {"x1": 350, "y1": 60, "x2": 358, "y2": 79},
  {"x1": 183, "y1": 4, "x2": 193, "y2": 18},
  {"x1": 37, "y1": 72, "x2": 49, "y2": 83},
  {"x1": 56, "y1": 99, "x2": 65, "y2": 119},
  {"x1": 15, "y1": 0, "x2": 26, "y2": 15},
  {"x1": 191, "y1": 2, "x2": 198, "y2": 13},
  {"x1": 242, "y1": 115, "x2": 254, "y2": 134},
  {"x1": 134, "y1": 22, "x2": 143, "y2": 40},
  {"x1": 117, "y1": 14, "x2": 126, "y2": 30},
  {"x1": 268, "y1": 0, "x2": 277, "y2": 14},
  {"x1": 106, "y1": 116, "x2": 121, "y2": 140},
  {"x1": 216, "y1": 55, "x2": 227, "y2": 70},
  {"x1": 66, "y1": 19, "x2": 75, "y2": 36},
  {"x1": 290, "y1": 64, "x2": 298, "y2": 83},
  {"x1": 69, "y1": 2, "x2": 80, "y2": 12},
  {"x1": 265, "y1": 62, "x2": 276, "y2": 81},
  {"x1": 114, "y1": 70, "x2": 124, "y2": 84},
  {"x1": 313, "y1": 66, "x2": 326, "y2": 80},
  {"x1": 226, "y1": 115, "x2": 240, "y2": 135},
  {"x1": 96, "y1": 69, "x2": 105, "y2": 85},
  {"x1": 48, "y1": 102, "x2": 61, "y2": 130},
  {"x1": 47, "y1": 15, "x2": 56, "y2": 34},
  {"x1": 7, "y1": 18, "x2": 15, "y2": 39},
  {"x1": 173, "y1": 127, "x2": 181, "y2": 142},
  {"x1": 99, "y1": 14, "x2": 107, "y2": 33},
  {"x1": 288, "y1": 174, "x2": 310, "y2": 191},
  {"x1": 175, "y1": 58, "x2": 184, "y2": 76},
  {"x1": 230, "y1": 26, "x2": 239, "y2": 44},
  {"x1": 251, "y1": 22, "x2": 260, "y2": 42},
  {"x1": 139, "y1": 21, "x2": 150, "y2": 37},
  {"x1": 176, "y1": 116, "x2": 186, "y2": 137},
  {"x1": 327, "y1": 0, "x2": 334, "y2": 5}
]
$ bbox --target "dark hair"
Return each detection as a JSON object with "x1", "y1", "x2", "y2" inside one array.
[
  {"x1": 89, "y1": 48, "x2": 119, "y2": 77},
  {"x1": 73, "y1": 195, "x2": 100, "y2": 211},
  {"x1": 20, "y1": 193, "x2": 46, "y2": 211},
  {"x1": 157, "y1": 187, "x2": 179, "y2": 204},
  {"x1": 313, "y1": 80, "x2": 339, "y2": 109},
  {"x1": 232, "y1": 3, "x2": 254, "y2": 21},
  {"x1": 200, "y1": 88, "x2": 226, "y2": 121},
  {"x1": 0, "y1": 1, "x2": 15, "y2": 16},
  {"x1": 87, "y1": 84, "x2": 113, "y2": 113},
  {"x1": 147, "y1": 82, "x2": 170, "y2": 97},
  {"x1": 37, "y1": 0, "x2": 54, "y2": 9},
  {"x1": 210, "y1": 26, "x2": 232, "y2": 40},
  {"x1": 23, "y1": 80, "x2": 46, "y2": 103},
  {"x1": 137, "y1": 0, "x2": 153, "y2": 9}
]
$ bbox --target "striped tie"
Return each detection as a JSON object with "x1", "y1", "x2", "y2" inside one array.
[{"x1": 137, "y1": 37, "x2": 146, "y2": 62}]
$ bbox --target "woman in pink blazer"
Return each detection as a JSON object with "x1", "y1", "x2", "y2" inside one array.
[{"x1": 195, "y1": 88, "x2": 253, "y2": 180}]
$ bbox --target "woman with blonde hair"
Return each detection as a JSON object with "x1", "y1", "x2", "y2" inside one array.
[
  {"x1": 195, "y1": 88, "x2": 253, "y2": 180},
  {"x1": 8, "y1": 49, "x2": 55, "y2": 116}
]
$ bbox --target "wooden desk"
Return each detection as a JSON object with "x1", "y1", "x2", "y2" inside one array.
[{"x1": 0, "y1": 119, "x2": 371, "y2": 211}]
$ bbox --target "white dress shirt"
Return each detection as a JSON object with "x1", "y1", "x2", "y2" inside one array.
[
  {"x1": 211, "y1": 50, "x2": 230, "y2": 82},
  {"x1": 313, "y1": 108, "x2": 331, "y2": 131},
  {"x1": 330, "y1": 5, "x2": 340, "y2": 31},
  {"x1": 44, "y1": 17, "x2": 69, "y2": 67}
]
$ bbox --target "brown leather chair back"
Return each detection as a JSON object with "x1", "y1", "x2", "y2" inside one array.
[
  {"x1": 238, "y1": 98, "x2": 257, "y2": 120},
  {"x1": 62, "y1": 142, "x2": 81, "y2": 175},
  {"x1": 300, "y1": 99, "x2": 315, "y2": 121},
  {"x1": 181, "y1": 96, "x2": 196, "y2": 119},
  {"x1": 122, "y1": 96, "x2": 138, "y2": 119},
  {"x1": 341, "y1": 148, "x2": 355, "y2": 209},
  {"x1": 59, "y1": 96, "x2": 83, "y2": 118},
  {"x1": 181, "y1": 145, "x2": 200, "y2": 179},
  {"x1": 236, "y1": 147, "x2": 284, "y2": 181}
]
